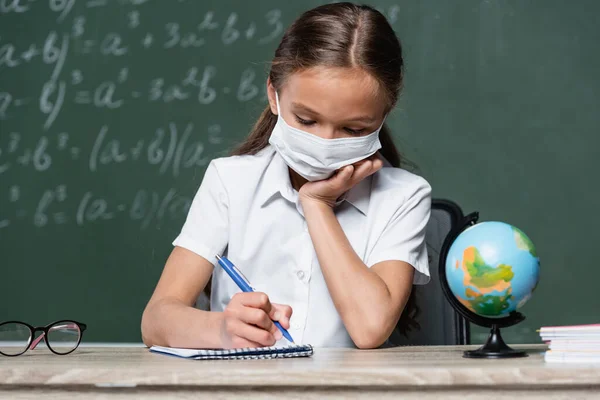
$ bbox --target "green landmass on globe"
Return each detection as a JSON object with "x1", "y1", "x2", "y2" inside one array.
[
  {"x1": 512, "y1": 226, "x2": 540, "y2": 293},
  {"x1": 513, "y1": 226, "x2": 538, "y2": 258},
  {"x1": 455, "y1": 246, "x2": 515, "y2": 316},
  {"x1": 447, "y1": 221, "x2": 540, "y2": 318}
]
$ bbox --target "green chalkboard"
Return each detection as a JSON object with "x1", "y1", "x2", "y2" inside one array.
[{"x1": 1, "y1": 0, "x2": 599, "y2": 344}]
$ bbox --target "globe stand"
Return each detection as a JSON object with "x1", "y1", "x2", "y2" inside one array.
[
  {"x1": 464, "y1": 324, "x2": 526, "y2": 358},
  {"x1": 439, "y1": 212, "x2": 529, "y2": 359}
]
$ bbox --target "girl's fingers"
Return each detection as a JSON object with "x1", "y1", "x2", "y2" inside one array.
[
  {"x1": 270, "y1": 304, "x2": 293, "y2": 329},
  {"x1": 331, "y1": 165, "x2": 354, "y2": 186},
  {"x1": 237, "y1": 306, "x2": 275, "y2": 333},
  {"x1": 232, "y1": 319, "x2": 278, "y2": 347},
  {"x1": 233, "y1": 292, "x2": 273, "y2": 314},
  {"x1": 350, "y1": 159, "x2": 373, "y2": 182},
  {"x1": 351, "y1": 157, "x2": 383, "y2": 184},
  {"x1": 228, "y1": 334, "x2": 263, "y2": 349}
]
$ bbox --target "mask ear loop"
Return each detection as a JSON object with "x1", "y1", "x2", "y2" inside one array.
[
  {"x1": 378, "y1": 113, "x2": 388, "y2": 131},
  {"x1": 275, "y1": 91, "x2": 282, "y2": 115}
]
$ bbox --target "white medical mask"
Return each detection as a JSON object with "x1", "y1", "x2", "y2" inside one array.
[{"x1": 268, "y1": 92, "x2": 384, "y2": 181}]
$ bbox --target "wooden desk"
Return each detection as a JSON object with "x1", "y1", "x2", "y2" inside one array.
[{"x1": 1, "y1": 344, "x2": 600, "y2": 399}]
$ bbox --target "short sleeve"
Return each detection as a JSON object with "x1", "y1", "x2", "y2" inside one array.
[
  {"x1": 172, "y1": 161, "x2": 229, "y2": 265},
  {"x1": 366, "y1": 178, "x2": 432, "y2": 285}
]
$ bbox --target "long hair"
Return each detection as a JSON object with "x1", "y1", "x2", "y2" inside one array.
[{"x1": 219, "y1": 3, "x2": 419, "y2": 336}]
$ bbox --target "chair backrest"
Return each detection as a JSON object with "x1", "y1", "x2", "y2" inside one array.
[{"x1": 387, "y1": 199, "x2": 470, "y2": 346}]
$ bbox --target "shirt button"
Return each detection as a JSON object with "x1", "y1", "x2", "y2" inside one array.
[{"x1": 296, "y1": 270, "x2": 305, "y2": 280}]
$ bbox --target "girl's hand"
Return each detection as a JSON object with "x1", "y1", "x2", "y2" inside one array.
[
  {"x1": 299, "y1": 155, "x2": 383, "y2": 208},
  {"x1": 219, "y1": 292, "x2": 293, "y2": 349}
]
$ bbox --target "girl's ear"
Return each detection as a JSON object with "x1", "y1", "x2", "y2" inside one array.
[{"x1": 266, "y1": 78, "x2": 278, "y2": 116}]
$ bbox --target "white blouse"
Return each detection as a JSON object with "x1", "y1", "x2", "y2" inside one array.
[{"x1": 173, "y1": 145, "x2": 431, "y2": 347}]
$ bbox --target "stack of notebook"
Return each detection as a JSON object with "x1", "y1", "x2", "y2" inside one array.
[{"x1": 540, "y1": 324, "x2": 600, "y2": 363}]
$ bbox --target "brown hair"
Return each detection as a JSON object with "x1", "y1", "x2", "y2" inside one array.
[
  {"x1": 224, "y1": 3, "x2": 418, "y2": 337},
  {"x1": 232, "y1": 2, "x2": 404, "y2": 167}
]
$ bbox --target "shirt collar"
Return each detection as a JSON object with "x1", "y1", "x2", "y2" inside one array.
[
  {"x1": 258, "y1": 147, "x2": 371, "y2": 215},
  {"x1": 258, "y1": 148, "x2": 296, "y2": 207},
  {"x1": 341, "y1": 176, "x2": 371, "y2": 215}
]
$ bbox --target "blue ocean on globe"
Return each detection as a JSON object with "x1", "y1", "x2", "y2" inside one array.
[{"x1": 445, "y1": 221, "x2": 540, "y2": 318}]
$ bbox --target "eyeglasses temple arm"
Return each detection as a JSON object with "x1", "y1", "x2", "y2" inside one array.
[
  {"x1": 29, "y1": 332, "x2": 45, "y2": 350},
  {"x1": 29, "y1": 323, "x2": 80, "y2": 350}
]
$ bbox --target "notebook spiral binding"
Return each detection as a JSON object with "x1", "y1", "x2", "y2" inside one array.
[{"x1": 150, "y1": 344, "x2": 314, "y2": 360}]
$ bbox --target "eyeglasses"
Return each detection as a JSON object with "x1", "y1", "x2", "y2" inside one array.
[{"x1": 0, "y1": 320, "x2": 87, "y2": 356}]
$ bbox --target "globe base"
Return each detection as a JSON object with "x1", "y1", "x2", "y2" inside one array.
[{"x1": 463, "y1": 325, "x2": 527, "y2": 359}]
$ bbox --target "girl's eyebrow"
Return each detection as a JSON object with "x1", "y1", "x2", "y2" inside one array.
[
  {"x1": 291, "y1": 102, "x2": 321, "y2": 116},
  {"x1": 291, "y1": 102, "x2": 375, "y2": 123},
  {"x1": 346, "y1": 115, "x2": 376, "y2": 123}
]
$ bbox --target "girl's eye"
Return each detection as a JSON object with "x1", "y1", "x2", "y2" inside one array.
[
  {"x1": 294, "y1": 115, "x2": 316, "y2": 126},
  {"x1": 344, "y1": 127, "x2": 366, "y2": 135}
]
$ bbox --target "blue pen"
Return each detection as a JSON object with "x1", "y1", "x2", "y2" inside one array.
[{"x1": 215, "y1": 255, "x2": 295, "y2": 344}]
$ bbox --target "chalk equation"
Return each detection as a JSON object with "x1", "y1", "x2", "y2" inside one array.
[
  {"x1": 0, "y1": 123, "x2": 224, "y2": 177},
  {"x1": 0, "y1": 184, "x2": 192, "y2": 230},
  {"x1": 1, "y1": 0, "x2": 402, "y2": 235},
  {"x1": 1, "y1": 66, "x2": 268, "y2": 130}
]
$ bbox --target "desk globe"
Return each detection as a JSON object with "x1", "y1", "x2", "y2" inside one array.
[{"x1": 439, "y1": 212, "x2": 540, "y2": 358}]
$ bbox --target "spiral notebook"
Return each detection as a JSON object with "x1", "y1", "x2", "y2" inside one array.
[{"x1": 149, "y1": 344, "x2": 314, "y2": 360}]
